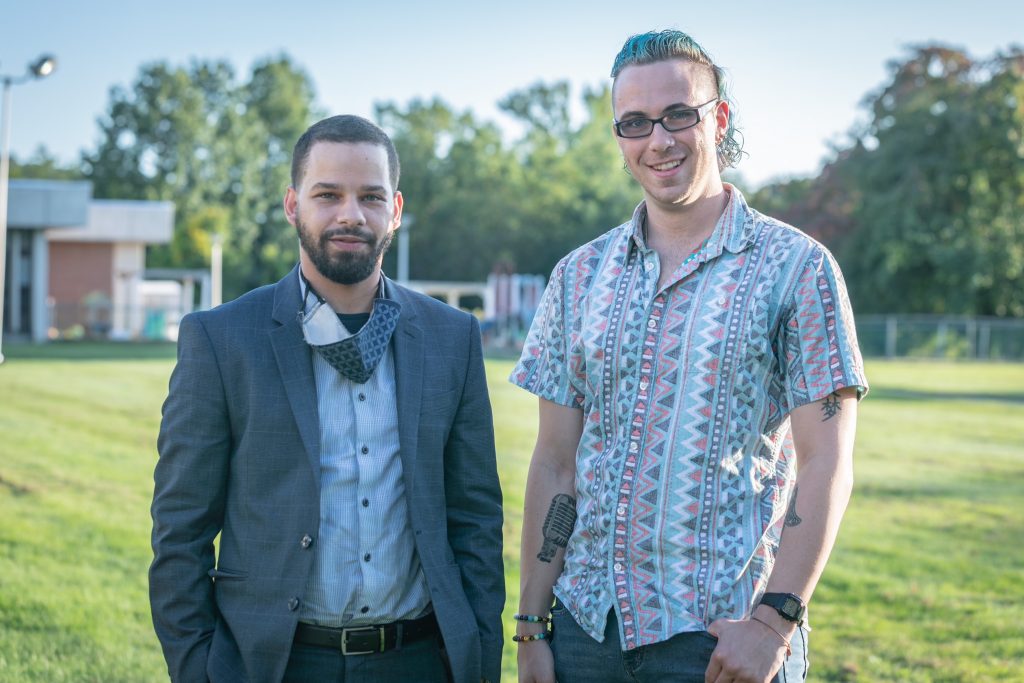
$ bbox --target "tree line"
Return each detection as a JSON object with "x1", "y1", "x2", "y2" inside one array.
[
  {"x1": 11, "y1": 45, "x2": 1024, "y2": 315},
  {"x1": 751, "y1": 45, "x2": 1024, "y2": 317}
]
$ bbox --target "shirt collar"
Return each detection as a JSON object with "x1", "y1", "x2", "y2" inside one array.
[
  {"x1": 297, "y1": 267, "x2": 388, "y2": 315},
  {"x1": 627, "y1": 183, "x2": 758, "y2": 259}
]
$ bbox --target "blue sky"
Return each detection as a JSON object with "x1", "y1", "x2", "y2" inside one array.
[{"x1": 3, "y1": 0, "x2": 1022, "y2": 188}]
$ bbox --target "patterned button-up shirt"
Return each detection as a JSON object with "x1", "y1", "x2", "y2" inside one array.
[{"x1": 511, "y1": 186, "x2": 867, "y2": 650}]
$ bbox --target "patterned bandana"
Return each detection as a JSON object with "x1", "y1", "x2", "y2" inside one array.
[{"x1": 299, "y1": 274, "x2": 401, "y2": 384}]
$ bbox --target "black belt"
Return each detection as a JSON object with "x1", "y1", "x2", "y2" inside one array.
[{"x1": 294, "y1": 613, "x2": 439, "y2": 655}]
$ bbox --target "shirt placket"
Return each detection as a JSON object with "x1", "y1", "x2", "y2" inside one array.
[
  {"x1": 611, "y1": 250, "x2": 665, "y2": 649},
  {"x1": 351, "y1": 382, "x2": 374, "y2": 619}
]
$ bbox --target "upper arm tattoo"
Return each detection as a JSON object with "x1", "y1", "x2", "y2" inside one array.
[
  {"x1": 537, "y1": 493, "x2": 577, "y2": 563},
  {"x1": 821, "y1": 392, "x2": 842, "y2": 421}
]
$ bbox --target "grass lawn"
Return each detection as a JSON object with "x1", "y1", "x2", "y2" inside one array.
[{"x1": 1, "y1": 343, "x2": 1022, "y2": 682}]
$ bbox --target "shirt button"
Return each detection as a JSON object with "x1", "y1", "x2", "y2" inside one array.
[
  {"x1": 614, "y1": 562, "x2": 623, "y2": 572},
  {"x1": 647, "y1": 319, "x2": 656, "y2": 328},
  {"x1": 360, "y1": 445, "x2": 369, "y2": 454},
  {"x1": 360, "y1": 606, "x2": 369, "y2": 614},
  {"x1": 363, "y1": 553, "x2": 371, "y2": 562},
  {"x1": 358, "y1": 393, "x2": 366, "y2": 401},
  {"x1": 362, "y1": 498, "x2": 369, "y2": 507},
  {"x1": 300, "y1": 534, "x2": 313, "y2": 549},
  {"x1": 288, "y1": 598, "x2": 300, "y2": 611},
  {"x1": 645, "y1": 261, "x2": 655, "y2": 272}
]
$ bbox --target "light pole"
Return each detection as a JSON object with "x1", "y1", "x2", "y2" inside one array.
[
  {"x1": 210, "y1": 233, "x2": 223, "y2": 308},
  {"x1": 0, "y1": 54, "x2": 57, "y2": 364}
]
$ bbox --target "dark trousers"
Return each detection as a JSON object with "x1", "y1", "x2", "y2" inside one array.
[
  {"x1": 551, "y1": 601, "x2": 809, "y2": 683},
  {"x1": 282, "y1": 633, "x2": 450, "y2": 683}
]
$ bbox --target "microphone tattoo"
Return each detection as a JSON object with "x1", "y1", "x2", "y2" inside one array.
[
  {"x1": 537, "y1": 494, "x2": 577, "y2": 563},
  {"x1": 785, "y1": 485, "x2": 803, "y2": 527}
]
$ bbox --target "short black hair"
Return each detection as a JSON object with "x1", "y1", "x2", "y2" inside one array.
[{"x1": 290, "y1": 115, "x2": 400, "y2": 190}]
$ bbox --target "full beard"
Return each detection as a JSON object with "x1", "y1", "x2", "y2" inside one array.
[{"x1": 296, "y1": 219, "x2": 395, "y2": 286}]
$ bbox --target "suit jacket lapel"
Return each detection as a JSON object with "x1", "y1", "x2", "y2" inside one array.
[
  {"x1": 270, "y1": 266, "x2": 321, "y2": 488},
  {"x1": 388, "y1": 279, "x2": 424, "y2": 497}
]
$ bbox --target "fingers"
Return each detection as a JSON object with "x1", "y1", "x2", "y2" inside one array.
[{"x1": 704, "y1": 649, "x2": 723, "y2": 683}]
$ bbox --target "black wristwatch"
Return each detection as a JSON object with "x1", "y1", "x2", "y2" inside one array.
[{"x1": 758, "y1": 592, "x2": 806, "y2": 625}]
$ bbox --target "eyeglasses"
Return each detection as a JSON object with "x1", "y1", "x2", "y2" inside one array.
[{"x1": 613, "y1": 99, "x2": 719, "y2": 139}]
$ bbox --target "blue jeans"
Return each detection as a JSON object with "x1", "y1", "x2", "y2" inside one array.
[
  {"x1": 282, "y1": 633, "x2": 451, "y2": 683},
  {"x1": 550, "y1": 601, "x2": 809, "y2": 683}
]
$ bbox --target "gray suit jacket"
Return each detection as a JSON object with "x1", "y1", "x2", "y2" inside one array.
[{"x1": 150, "y1": 267, "x2": 504, "y2": 683}]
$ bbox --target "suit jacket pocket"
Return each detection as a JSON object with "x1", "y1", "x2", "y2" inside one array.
[{"x1": 207, "y1": 567, "x2": 248, "y2": 581}]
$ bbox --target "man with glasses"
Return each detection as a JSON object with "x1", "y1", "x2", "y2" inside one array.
[{"x1": 512, "y1": 30, "x2": 867, "y2": 683}]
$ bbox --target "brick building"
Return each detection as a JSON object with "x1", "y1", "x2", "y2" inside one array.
[{"x1": 3, "y1": 179, "x2": 173, "y2": 342}]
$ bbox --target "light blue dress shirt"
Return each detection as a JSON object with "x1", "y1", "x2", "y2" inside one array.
[{"x1": 298, "y1": 287, "x2": 430, "y2": 627}]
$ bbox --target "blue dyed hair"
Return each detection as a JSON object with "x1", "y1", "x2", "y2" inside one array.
[{"x1": 611, "y1": 30, "x2": 744, "y2": 169}]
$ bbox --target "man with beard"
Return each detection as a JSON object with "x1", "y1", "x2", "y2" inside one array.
[
  {"x1": 511, "y1": 31, "x2": 867, "y2": 683},
  {"x1": 150, "y1": 115, "x2": 504, "y2": 683}
]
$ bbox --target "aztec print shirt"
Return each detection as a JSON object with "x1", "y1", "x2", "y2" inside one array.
[{"x1": 511, "y1": 186, "x2": 868, "y2": 650}]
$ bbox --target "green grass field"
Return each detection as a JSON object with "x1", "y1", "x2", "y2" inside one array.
[{"x1": 1, "y1": 343, "x2": 1022, "y2": 682}]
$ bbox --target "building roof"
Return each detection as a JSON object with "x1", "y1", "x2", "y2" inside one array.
[
  {"x1": 47, "y1": 200, "x2": 174, "y2": 244},
  {"x1": 7, "y1": 179, "x2": 91, "y2": 229},
  {"x1": 9, "y1": 179, "x2": 174, "y2": 245}
]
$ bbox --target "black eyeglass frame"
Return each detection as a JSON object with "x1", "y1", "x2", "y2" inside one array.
[{"x1": 613, "y1": 99, "x2": 720, "y2": 139}]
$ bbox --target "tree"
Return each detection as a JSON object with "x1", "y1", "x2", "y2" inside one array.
[
  {"x1": 375, "y1": 97, "x2": 521, "y2": 281},
  {"x1": 82, "y1": 56, "x2": 317, "y2": 299},
  {"x1": 843, "y1": 46, "x2": 1024, "y2": 316},
  {"x1": 8, "y1": 146, "x2": 82, "y2": 180},
  {"x1": 753, "y1": 44, "x2": 1024, "y2": 317},
  {"x1": 227, "y1": 56, "x2": 319, "y2": 294},
  {"x1": 492, "y1": 81, "x2": 638, "y2": 275},
  {"x1": 374, "y1": 83, "x2": 638, "y2": 283}
]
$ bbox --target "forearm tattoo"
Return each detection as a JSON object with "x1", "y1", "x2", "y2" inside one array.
[
  {"x1": 537, "y1": 493, "x2": 577, "y2": 563},
  {"x1": 821, "y1": 392, "x2": 842, "y2": 421},
  {"x1": 784, "y1": 485, "x2": 803, "y2": 527}
]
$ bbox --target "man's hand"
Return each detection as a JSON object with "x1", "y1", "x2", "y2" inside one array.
[
  {"x1": 704, "y1": 618, "x2": 789, "y2": 683},
  {"x1": 518, "y1": 640, "x2": 556, "y2": 683}
]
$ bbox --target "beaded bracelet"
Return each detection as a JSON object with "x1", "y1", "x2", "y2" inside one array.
[
  {"x1": 749, "y1": 616, "x2": 792, "y2": 657},
  {"x1": 512, "y1": 631, "x2": 551, "y2": 643},
  {"x1": 513, "y1": 613, "x2": 552, "y2": 624}
]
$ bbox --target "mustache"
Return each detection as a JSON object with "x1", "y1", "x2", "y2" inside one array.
[{"x1": 321, "y1": 227, "x2": 375, "y2": 243}]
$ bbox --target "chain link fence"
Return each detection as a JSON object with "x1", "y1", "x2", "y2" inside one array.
[
  {"x1": 48, "y1": 302, "x2": 184, "y2": 341},
  {"x1": 42, "y1": 302, "x2": 1024, "y2": 361},
  {"x1": 857, "y1": 315, "x2": 1024, "y2": 361}
]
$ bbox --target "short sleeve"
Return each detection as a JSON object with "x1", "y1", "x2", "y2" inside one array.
[
  {"x1": 509, "y1": 258, "x2": 586, "y2": 409},
  {"x1": 779, "y1": 246, "x2": 868, "y2": 411}
]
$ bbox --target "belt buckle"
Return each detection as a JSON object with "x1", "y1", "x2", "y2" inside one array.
[{"x1": 340, "y1": 626, "x2": 382, "y2": 655}]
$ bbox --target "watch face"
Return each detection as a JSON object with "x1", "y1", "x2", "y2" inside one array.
[{"x1": 762, "y1": 593, "x2": 804, "y2": 621}]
